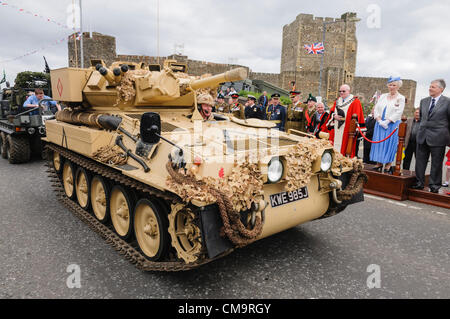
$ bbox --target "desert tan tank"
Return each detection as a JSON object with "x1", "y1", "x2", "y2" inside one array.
[{"x1": 43, "y1": 60, "x2": 366, "y2": 271}]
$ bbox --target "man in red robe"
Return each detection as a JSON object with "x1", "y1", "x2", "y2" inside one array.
[{"x1": 326, "y1": 84, "x2": 365, "y2": 158}]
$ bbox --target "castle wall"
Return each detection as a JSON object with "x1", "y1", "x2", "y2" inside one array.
[
  {"x1": 116, "y1": 54, "x2": 249, "y2": 77},
  {"x1": 68, "y1": 32, "x2": 116, "y2": 68}
]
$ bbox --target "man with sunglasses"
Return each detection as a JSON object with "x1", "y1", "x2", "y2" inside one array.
[
  {"x1": 327, "y1": 84, "x2": 365, "y2": 157},
  {"x1": 265, "y1": 93, "x2": 286, "y2": 131}
]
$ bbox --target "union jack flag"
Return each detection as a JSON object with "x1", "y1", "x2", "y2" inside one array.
[{"x1": 304, "y1": 42, "x2": 324, "y2": 55}]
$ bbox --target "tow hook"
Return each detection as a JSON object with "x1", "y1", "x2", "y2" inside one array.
[
  {"x1": 250, "y1": 199, "x2": 267, "y2": 228},
  {"x1": 329, "y1": 179, "x2": 343, "y2": 204}
]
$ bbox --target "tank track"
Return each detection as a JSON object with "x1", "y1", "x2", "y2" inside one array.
[{"x1": 45, "y1": 142, "x2": 232, "y2": 271}]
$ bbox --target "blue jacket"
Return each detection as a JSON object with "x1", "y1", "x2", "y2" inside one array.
[
  {"x1": 23, "y1": 95, "x2": 57, "y2": 115},
  {"x1": 266, "y1": 103, "x2": 286, "y2": 131}
]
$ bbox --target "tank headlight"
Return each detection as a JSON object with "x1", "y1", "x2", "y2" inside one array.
[
  {"x1": 268, "y1": 158, "x2": 284, "y2": 183},
  {"x1": 321, "y1": 152, "x2": 333, "y2": 172},
  {"x1": 27, "y1": 127, "x2": 36, "y2": 135}
]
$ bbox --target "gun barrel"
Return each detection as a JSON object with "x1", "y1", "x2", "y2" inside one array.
[{"x1": 190, "y1": 67, "x2": 247, "y2": 90}]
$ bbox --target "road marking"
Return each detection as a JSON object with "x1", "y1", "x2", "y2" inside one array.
[
  {"x1": 433, "y1": 211, "x2": 447, "y2": 216},
  {"x1": 388, "y1": 200, "x2": 408, "y2": 207},
  {"x1": 407, "y1": 206, "x2": 422, "y2": 210},
  {"x1": 365, "y1": 194, "x2": 423, "y2": 210},
  {"x1": 365, "y1": 195, "x2": 384, "y2": 201}
]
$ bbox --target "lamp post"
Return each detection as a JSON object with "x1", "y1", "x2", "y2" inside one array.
[
  {"x1": 291, "y1": 46, "x2": 303, "y2": 90},
  {"x1": 318, "y1": 16, "x2": 359, "y2": 98}
]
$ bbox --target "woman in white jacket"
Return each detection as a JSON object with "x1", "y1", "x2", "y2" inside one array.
[{"x1": 370, "y1": 77, "x2": 406, "y2": 173}]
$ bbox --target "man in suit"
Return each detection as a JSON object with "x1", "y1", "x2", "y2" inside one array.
[
  {"x1": 412, "y1": 79, "x2": 450, "y2": 193},
  {"x1": 403, "y1": 108, "x2": 420, "y2": 170},
  {"x1": 258, "y1": 91, "x2": 269, "y2": 109}
]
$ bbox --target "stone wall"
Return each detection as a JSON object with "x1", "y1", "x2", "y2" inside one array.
[
  {"x1": 280, "y1": 13, "x2": 358, "y2": 88},
  {"x1": 116, "y1": 54, "x2": 249, "y2": 77},
  {"x1": 68, "y1": 32, "x2": 116, "y2": 68},
  {"x1": 248, "y1": 72, "x2": 281, "y2": 87}
]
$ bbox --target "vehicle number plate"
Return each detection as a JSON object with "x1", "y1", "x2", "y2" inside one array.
[{"x1": 269, "y1": 187, "x2": 309, "y2": 208}]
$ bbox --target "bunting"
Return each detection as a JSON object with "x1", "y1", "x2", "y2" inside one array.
[{"x1": 0, "y1": 1, "x2": 73, "y2": 31}]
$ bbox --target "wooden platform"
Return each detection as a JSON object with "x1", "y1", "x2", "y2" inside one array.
[{"x1": 363, "y1": 164, "x2": 450, "y2": 209}]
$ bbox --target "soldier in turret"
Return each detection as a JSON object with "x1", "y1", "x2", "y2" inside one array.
[
  {"x1": 266, "y1": 93, "x2": 286, "y2": 131},
  {"x1": 286, "y1": 90, "x2": 304, "y2": 133},
  {"x1": 197, "y1": 93, "x2": 215, "y2": 121}
]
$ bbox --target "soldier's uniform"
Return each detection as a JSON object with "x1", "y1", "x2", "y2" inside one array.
[
  {"x1": 286, "y1": 90, "x2": 305, "y2": 133},
  {"x1": 302, "y1": 94, "x2": 318, "y2": 134},
  {"x1": 230, "y1": 93, "x2": 245, "y2": 119},
  {"x1": 215, "y1": 94, "x2": 229, "y2": 113},
  {"x1": 244, "y1": 95, "x2": 265, "y2": 120},
  {"x1": 266, "y1": 93, "x2": 286, "y2": 131},
  {"x1": 215, "y1": 101, "x2": 230, "y2": 113}
]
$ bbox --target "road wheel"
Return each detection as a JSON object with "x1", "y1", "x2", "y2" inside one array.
[
  {"x1": 6, "y1": 134, "x2": 30, "y2": 164},
  {"x1": 75, "y1": 167, "x2": 91, "y2": 210},
  {"x1": 134, "y1": 199, "x2": 170, "y2": 261},
  {"x1": 110, "y1": 185, "x2": 134, "y2": 240},
  {"x1": 52, "y1": 151, "x2": 63, "y2": 174},
  {"x1": 90, "y1": 175, "x2": 110, "y2": 224},
  {"x1": 0, "y1": 132, "x2": 7, "y2": 159},
  {"x1": 62, "y1": 161, "x2": 77, "y2": 200}
]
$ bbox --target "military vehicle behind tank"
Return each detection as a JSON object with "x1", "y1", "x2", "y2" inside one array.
[
  {"x1": 43, "y1": 59, "x2": 366, "y2": 271},
  {"x1": 0, "y1": 72, "x2": 56, "y2": 163}
]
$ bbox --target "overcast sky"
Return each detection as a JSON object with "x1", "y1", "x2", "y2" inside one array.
[{"x1": 1, "y1": 0, "x2": 449, "y2": 104}]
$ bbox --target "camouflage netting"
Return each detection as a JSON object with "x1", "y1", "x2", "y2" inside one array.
[
  {"x1": 166, "y1": 161, "x2": 264, "y2": 212},
  {"x1": 93, "y1": 145, "x2": 128, "y2": 166},
  {"x1": 115, "y1": 70, "x2": 217, "y2": 105},
  {"x1": 285, "y1": 138, "x2": 332, "y2": 192},
  {"x1": 166, "y1": 160, "x2": 265, "y2": 247},
  {"x1": 331, "y1": 151, "x2": 361, "y2": 176},
  {"x1": 285, "y1": 138, "x2": 363, "y2": 192},
  {"x1": 115, "y1": 70, "x2": 148, "y2": 105}
]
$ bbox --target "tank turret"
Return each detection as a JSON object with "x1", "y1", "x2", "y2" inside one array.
[{"x1": 51, "y1": 62, "x2": 247, "y2": 112}]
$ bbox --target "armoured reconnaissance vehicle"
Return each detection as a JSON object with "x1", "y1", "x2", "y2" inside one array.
[
  {"x1": 44, "y1": 59, "x2": 366, "y2": 271},
  {"x1": 0, "y1": 72, "x2": 56, "y2": 163}
]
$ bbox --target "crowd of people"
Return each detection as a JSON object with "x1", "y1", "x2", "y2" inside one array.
[{"x1": 198, "y1": 77, "x2": 449, "y2": 194}]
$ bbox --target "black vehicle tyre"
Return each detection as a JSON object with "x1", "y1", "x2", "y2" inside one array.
[
  {"x1": 0, "y1": 132, "x2": 7, "y2": 159},
  {"x1": 7, "y1": 134, "x2": 31, "y2": 164}
]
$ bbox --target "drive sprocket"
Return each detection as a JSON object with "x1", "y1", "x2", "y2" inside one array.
[{"x1": 168, "y1": 204, "x2": 204, "y2": 264}]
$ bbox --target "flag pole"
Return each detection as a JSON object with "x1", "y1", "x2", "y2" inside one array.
[
  {"x1": 318, "y1": 21, "x2": 326, "y2": 97},
  {"x1": 79, "y1": 0, "x2": 84, "y2": 68}
]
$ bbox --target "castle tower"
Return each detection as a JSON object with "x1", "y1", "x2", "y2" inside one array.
[
  {"x1": 68, "y1": 32, "x2": 117, "y2": 68},
  {"x1": 280, "y1": 12, "x2": 359, "y2": 103}
]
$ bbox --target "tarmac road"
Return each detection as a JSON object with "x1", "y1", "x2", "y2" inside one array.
[{"x1": 0, "y1": 158, "x2": 449, "y2": 299}]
